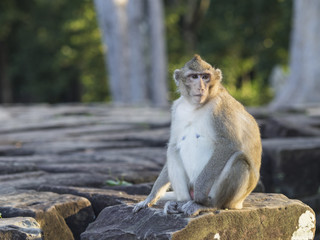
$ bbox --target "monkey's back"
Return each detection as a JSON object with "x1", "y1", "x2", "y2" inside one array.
[{"x1": 212, "y1": 86, "x2": 262, "y2": 170}]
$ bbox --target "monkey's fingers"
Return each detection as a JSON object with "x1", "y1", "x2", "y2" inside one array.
[
  {"x1": 163, "y1": 201, "x2": 180, "y2": 214},
  {"x1": 132, "y1": 201, "x2": 148, "y2": 213}
]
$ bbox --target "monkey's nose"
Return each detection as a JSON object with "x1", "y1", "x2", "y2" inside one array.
[{"x1": 199, "y1": 88, "x2": 205, "y2": 94}]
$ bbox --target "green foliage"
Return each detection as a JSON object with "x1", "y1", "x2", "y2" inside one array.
[
  {"x1": 1, "y1": 0, "x2": 292, "y2": 106},
  {"x1": 0, "y1": 0, "x2": 108, "y2": 103},
  {"x1": 105, "y1": 179, "x2": 133, "y2": 187},
  {"x1": 165, "y1": 0, "x2": 292, "y2": 106}
]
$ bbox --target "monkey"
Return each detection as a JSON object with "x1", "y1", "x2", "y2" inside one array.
[{"x1": 133, "y1": 54, "x2": 262, "y2": 216}]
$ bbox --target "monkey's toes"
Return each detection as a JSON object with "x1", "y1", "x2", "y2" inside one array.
[
  {"x1": 181, "y1": 201, "x2": 203, "y2": 217},
  {"x1": 163, "y1": 201, "x2": 180, "y2": 214}
]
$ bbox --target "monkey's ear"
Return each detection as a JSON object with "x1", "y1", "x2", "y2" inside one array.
[
  {"x1": 173, "y1": 69, "x2": 182, "y2": 86},
  {"x1": 214, "y1": 68, "x2": 222, "y2": 82}
]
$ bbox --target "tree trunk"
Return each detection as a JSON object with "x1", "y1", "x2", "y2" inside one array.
[
  {"x1": 270, "y1": 0, "x2": 320, "y2": 110},
  {"x1": 183, "y1": 0, "x2": 210, "y2": 54},
  {"x1": 0, "y1": 41, "x2": 12, "y2": 103},
  {"x1": 127, "y1": 0, "x2": 149, "y2": 104},
  {"x1": 94, "y1": 0, "x2": 130, "y2": 104},
  {"x1": 94, "y1": 0, "x2": 168, "y2": 106},
  {"x1": 147, "y1": 0, "x2": 168, "y2": 107}
]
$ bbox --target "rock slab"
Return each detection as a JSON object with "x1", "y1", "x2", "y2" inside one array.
[
  {"x1": 262, "y1": 137, "x2": 320, "y2": 198},
  {"x1": 81, "y1": 193, "x2": 316, "y2": 240},
  {"x1": 34, "y1": 185, "x2": 145, "y2": 216},
  {"x1": 0, "y1": 190, "x2": 95, "y2": 240},
  {"x1": 0, "y1": 217, "x2": 42, "y2": 240}
]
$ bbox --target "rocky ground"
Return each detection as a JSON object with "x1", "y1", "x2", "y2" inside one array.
[{"x1": 0, "y1": 104, "x2": 318, "y2": 240}]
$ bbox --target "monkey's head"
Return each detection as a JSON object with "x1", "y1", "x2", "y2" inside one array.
[{"x1": 174, "y1": 54, "x2": 222, "y2": 106}]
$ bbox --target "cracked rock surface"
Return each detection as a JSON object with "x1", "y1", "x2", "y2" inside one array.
[
  {"x1": 81, "y1": 193, "x2": 316, "y2": 240},
  {"x1": 0, "y1": 104, "x2": 318, "y2": 239}
]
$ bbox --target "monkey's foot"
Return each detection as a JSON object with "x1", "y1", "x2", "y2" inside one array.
[
  {"x1": 163, "y1": 201, "x2": 186, "y2": 214},
  {"x1": 181, "y1": 200, "x2": 208, "y2": 217}
]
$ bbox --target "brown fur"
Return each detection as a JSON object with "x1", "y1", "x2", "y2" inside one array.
[{"x1": 133, "y1": 55, "x2": 262, "y2": 216}]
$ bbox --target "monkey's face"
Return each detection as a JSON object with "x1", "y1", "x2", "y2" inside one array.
[
  {"x1": 184, "y1": 72, "x2": 211, "y2": 105},
  {"x1": 174, "y1": 69, "x2": 219, "y2": 106},
  {"x1": 174, "y1": 55, "x2": 222, "y2": 106}
]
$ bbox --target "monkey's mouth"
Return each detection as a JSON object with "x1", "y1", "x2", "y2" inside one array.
[{"x1": 193, "y1": 94, "x2": 203, "y2": 97}]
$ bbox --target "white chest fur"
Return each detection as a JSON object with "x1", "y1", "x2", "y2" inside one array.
[{"x1": 172, "y1": 99, "x2": 215, "y2": 184}]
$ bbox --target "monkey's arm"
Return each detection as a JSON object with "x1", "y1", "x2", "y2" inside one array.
[
  {"x1": 167, "y1": 144, "x2": 191, "y2": 201},
  {"x1": 133, "y1": 163, "x2": 170, "y2": 213}
]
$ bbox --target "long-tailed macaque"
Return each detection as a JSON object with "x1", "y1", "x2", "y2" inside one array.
[{"x1": 133, "y1": 55, "x2": 262, "y2": 216}]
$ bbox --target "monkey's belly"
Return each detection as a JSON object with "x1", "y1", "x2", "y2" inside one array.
[{"x1": 177, "y1": 133, "x2": 214, "y2": 183}]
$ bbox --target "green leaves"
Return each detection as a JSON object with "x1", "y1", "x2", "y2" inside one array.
[
  {"x1": 105, "y1": 179, "x2": 133, "y2": 187},
  {"x1": 165, "y1": 0, "x2": 292, "y2": 106},
  {"x1": 0, "y1": 0, "x2": 107, "y2": 103}
]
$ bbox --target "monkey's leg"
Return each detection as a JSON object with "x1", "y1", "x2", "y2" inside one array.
[
  {"x1": 133, "y1": 163, "x2": 170, "y2": 213},
  {"x1": 182, "y1": 152, "x2": 256, "y2": 216},
  {"x1": 208, "y1": 152, "x2": 256, "y2": 210}
]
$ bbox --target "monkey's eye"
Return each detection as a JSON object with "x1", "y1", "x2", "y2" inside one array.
[
  {"x1": 202, "y1": 74, "x2": 210, "y2": 80},
  {"x1": 191, "y1": 74, "x2": 198, "y2": 79}
]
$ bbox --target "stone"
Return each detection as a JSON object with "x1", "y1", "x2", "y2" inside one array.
[
  {"x1": 261, "y1": 137, "x2": 320, "y2": 198},
  {"x1": 261, "y1": 115, "x2": 320, "y2": 138},
  {"x1": 0, "y1": 161, "x2": 38, "y2": 174},
  {"x1": 301, "y1": 193, "x2": 320, "y2": 239},
  {"x1": 0, "y1": 145, "x2": 34, "y2": 156},
  {"x1": 0, "y1": 171, "x2": 110, "y2": 190},
  {"x1": 72, "y1": 127, "x2": 169, "y2": 147},
  {"x1": 0, "y1": 108, "x2": 10, "y2": 121},
  {"x1": 0, "y1": 190, "x2": 95, "y2": 240},
  {"x1": 0, "y1": 217, "x2": 43, "y2": 240},
  {"x1": 103, "y1": 182, "x2": 153, "y2": 195},
  {"x1": 34, "y1": 185, "x2": 145, "y2": 216},
  {"x1": 1, "y1": 104, "x2": 319, "y2": 239},
  {"x1": 80, "y1": 193, "x2": 316, "y2": 240},
  {"x1": 21, "y1": 141, "x2": 137, "y2": 155}
]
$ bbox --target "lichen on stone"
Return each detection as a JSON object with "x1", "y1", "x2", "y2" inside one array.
[{"x1": 291, "y1": 210, "x2": 315, "y2": 240}]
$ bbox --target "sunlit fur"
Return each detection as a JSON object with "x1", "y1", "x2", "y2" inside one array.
[{"x1": 133, "y1": 55, "x2": 262, "y2": 216}]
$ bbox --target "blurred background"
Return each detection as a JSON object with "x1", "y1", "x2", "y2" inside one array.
[{"x1": 0, "y1": 0, "x2": 316, "y2": 108}]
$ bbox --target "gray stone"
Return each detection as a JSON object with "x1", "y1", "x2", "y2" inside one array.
[
  {"x1": 22, "y1": 141, "x2": 136, "y2": 155},
  {"x1": 302, "y1": 194, "x2": 320, "y2": 214},
  {"x1": 0, "y1": 171, "x2": 110, "y2": 189},
  {"x1": 261, "y1": 115, "x2": 320, "y2": 138},
  {"x1": 0, "y1": 190, "x2": 95, "y2": 240},
  {"x1": 0, "y1": 161, "x2": 38, "y2": 174},
  {"x1": 0, "y1": 107, "x2": 10, "y2": 121},
  {"x1": 34, "y1": 185, "x2": 145, "y2": 216},
  {"x1": 0, "y1": 217, "x2": 43, "y2": 240},
  {"x1": 261, "y1": 137, "x2": 320, "y2": 198},
  {"x1": 1, "y1": 104, "x2": 319, "y2": 239},
  {"x1": 0, "y1": 145, "x2": 34, "y2": 156},
  {"x1": 81, "y1": 193, "x2": 316, "y2": 240},
  {"x1": 103, "y1": 182, "x2": 153, "y2": 195}
]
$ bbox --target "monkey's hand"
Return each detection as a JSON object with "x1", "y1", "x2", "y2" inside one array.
[{"x1": 132, "y1": 198, "x2": 152, "y2": 213}]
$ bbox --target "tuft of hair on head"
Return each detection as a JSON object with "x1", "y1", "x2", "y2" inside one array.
[
  {"x1": 184, "y1": 54, "x2": 213, "y2": 72},
  {"x1": 193, "y1": 54, "x2": 201, "y2": 61}
]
